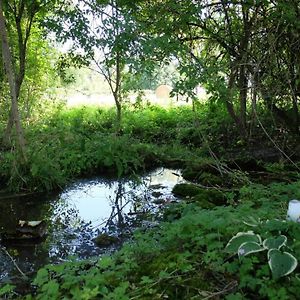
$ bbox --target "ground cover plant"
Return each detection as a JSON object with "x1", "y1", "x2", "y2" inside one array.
[
  {"x1": 0, "y1": 180, "x2": 294, "y2": 299},
  {"x1": 0, "y1": 102, "x2": 299, "y2": 300}
]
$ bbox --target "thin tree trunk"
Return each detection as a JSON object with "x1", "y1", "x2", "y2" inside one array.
[
  {"x1": 238, "y1": 63, "x2": 248, "y2": 132},
  {"x1": 3, "y1": 2, "x2": 29, "y2": 143},
  {"x1": 113, "y1": 48, "x2": 122, "y2": 132},
  {"x1": 289, "y1": 47, "x2": 300, "y2": 134},
  {"x1": 113, "y1": 91, "x2": 122, "y2": 126},
  {"x1": 225, "y1": 67, "x2": 247, "y2": 138},
  {"x1": 3, "y1": 80, "x2": 22, "y2": 143},
  {"x1": 0, "y1": 0, "x2": 26, "y2": 160}
]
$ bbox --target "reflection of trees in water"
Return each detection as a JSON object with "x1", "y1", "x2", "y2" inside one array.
[
  {"x1": 102, "y1": 171, "x2": 171, "y2": 234},
  {"x1": 0, "y1": 169, "x2": 178, "y2": 283},
  {"x1": 101, "y1": 176, "x2": 156, "y2": 234},
  {"x1": 46, "y1": 179, "x2": 136, "y2": 260},
  {"x1": 47, "y1": 203, "x2": 98, "y2": 260},
  {"x1": 105, "y1": 181, "x2": 126, "y2": 232}
]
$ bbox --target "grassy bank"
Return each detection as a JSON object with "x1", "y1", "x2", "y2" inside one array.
[
  {"x1": 0, "y1": 106, "x2": 195, "y2": 192},
  {"x1": 1, "y1": 104, "x2": 298, "y2": 193}
]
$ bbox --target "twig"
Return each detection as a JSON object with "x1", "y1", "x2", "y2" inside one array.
[
  {"x1": 202, "y1": 281, "x2": 238, "y2": 300},
  {"x1": 254, "y1": 110, "x2": 300, "y2": 171},
  {"x1": 92, "y1": 200, "x2": 131, "y2": 229},
  {"x1": 0, "y1": 246, "x2": 28, "y2": 279},
  {"x1": 0, "y1": 191, "x2": 41, "y2": 200},
  {"x1": 194, "y1": 183, "x2": 237, "y2": 192}
]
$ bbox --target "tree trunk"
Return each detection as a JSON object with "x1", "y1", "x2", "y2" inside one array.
[
  {"x1": 238, "y1": 63, "x2": 248, "y2": 132},
  {"x1": 113, "y1": 91, "x2": 122, "y2": 126},
  {"x1": 225, "y1": 67, "x2": 247, "y2": 138},
  {"x1": 3, "y1": 79, "x2": 22, "y2": 144},
  {"x1": 113, "y1": 48, "x2": 122, "y2": 133},
  {"x1": 3, "y1": 1, "x2": 29, "y2": 144},
  {"x1": 0, "y1": 0, "x2": 26, "y2": 160}
]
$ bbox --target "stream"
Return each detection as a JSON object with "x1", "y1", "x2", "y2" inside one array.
[{"x1": 0, "y1": 168, "x2": 183, "y2": 284}]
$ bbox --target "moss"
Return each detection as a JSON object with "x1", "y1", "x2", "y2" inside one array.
[
  {"x1": 172, "y1": 183, "x2": 203, "y2": 197},
  {"x1": 181, "y1": 169, "x2": 201, "y2": 182},
  {"x1": 93, "y1": 234, "x2": 119, "y2": 247},
  {"x1": 182, "y1": 161, "x2": 221, "y2": 182},
  {"x1": 198, "y1": 172, "x2": 223, "y2": 186},
  {"x1": 172, "y1": 183, "x2": 227, "y2": 207},
  {"x1": 191, "y1": 189, "x2": 227, "y2": 206},
  {"x1": 188, "y1": 197, "x2": 215, "y2": 209}
]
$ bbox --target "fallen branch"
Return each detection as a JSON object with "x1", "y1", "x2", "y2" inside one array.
[
  {"x1": 202, "y1": 281, "x2": 238, "y2": 300},
  {"x1": 0, "y1": 245, "x2": 28, "y2": 279},
  {"x1": 0, "y1": 191, "x2": 42, "y2": 201}
]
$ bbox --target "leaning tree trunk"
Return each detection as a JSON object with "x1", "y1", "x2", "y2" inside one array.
[
  {"x1": 3, "y1": 81, "x2": 22, "y2": 145},
  {"x1": 0, "y1": 0, "x2": 26, "y2": 160}
]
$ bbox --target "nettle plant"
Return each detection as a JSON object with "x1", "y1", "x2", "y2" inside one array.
[{"x1": 225, "y1": 230, "x2": 298, "y2": 279}]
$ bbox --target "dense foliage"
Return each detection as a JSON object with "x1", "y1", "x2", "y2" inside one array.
[
  {"x1": 5, "y1": 180, "x2": 298, "y2": 300},
  {"x1": 0, "y1": 103, "x2": 298, "y2": 299},
  {"x1": 0, "y1": 104, "x2": 225, "y2": 192},
  {"x1": 0, "y1": 0, "x2": 299, "y2": 299},
  {"x1": 0, "y1": 102, "x2": 297, "y2": 193}
]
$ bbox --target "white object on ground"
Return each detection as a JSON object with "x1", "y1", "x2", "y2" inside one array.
[{"x1": 287, "y1": 200, "x2": 300, "y2": 222}]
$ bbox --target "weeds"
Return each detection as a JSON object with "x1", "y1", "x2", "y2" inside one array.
[{"x1": 18, "y1": 181, "x2": 300, "y2": 299}]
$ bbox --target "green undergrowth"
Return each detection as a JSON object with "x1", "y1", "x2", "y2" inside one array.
[
  {"x1": 0, "y1": 106, "x2": 204, "y2": 192},
  {"x1": 13, "y1": 180, "x2": 299, "y2": 299},
  {"x1": 0, "y1": 104, "x2": 298, "y2": 192}
]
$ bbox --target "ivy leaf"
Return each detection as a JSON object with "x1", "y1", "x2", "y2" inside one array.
[
  {"x1": 238, "y1": 242, "x2": 265, "y2": 257},
  {"x1": 268, "y1": 249, "x2": 298, "y2": 279},
  {"x1": 263, "y1": 235, "x2": 287, "y2": 250},
  {"x1": 225, "y1": 231, "x2": 261, "y2": 253}
]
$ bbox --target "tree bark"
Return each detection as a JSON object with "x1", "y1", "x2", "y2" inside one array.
[
  {"x1": 3, "y1": 0, "x2": 35, "y2": 143},
  {"x1": 224, "y1": 66, "x2": 247, "y2": 138},
  {"x1": 289, "y1": 43, "x2": 300, "y2": 134},
  {"x1": 0, "y1": 0, "x2": 26, "y2": 160}
]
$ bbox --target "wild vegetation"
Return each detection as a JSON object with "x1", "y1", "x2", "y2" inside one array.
[{"x1": 0, "y1": 0, "x2": 299, "y2": 299}]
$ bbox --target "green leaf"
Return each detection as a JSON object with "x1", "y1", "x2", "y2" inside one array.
[
  {"x1": 225, "y1": 231, "x2": 261, "y2": 253},
  {"x1": 268, "y1": 249, "x2": 298, "y2": 279},
  {"x1": 238, "y1": 242, "x2": 265, "y2": 257},
  {"x1": 40, "y1": 280, "x2": 60, "y2": 299},
  {"x1": 33, "y1": 268, "x2": 49, "y2": 286},
  {"x1": 159, "y1": 271, "x2": 169, "y2": 279},
  {"x1": 0, "y1": 284, "x2": 15, "y2": 296},
  {"x1": 97, "y1": 256, "x2": 114, "y2": 269},
  {"x1": 243, "y1": 216, "x2": 261, "y2": 227},
  {"x1": 263, "y1": 235, "x2": 287, "y2": 250}
]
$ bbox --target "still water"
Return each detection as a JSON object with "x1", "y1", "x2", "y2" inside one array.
[{"x1": 0, "y1": 168, "x2": 183, "y2": 283}]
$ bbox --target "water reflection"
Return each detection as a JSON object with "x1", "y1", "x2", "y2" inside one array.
[{"x1": 0, "y1": 168, "x2": 183, "y2": 283}]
